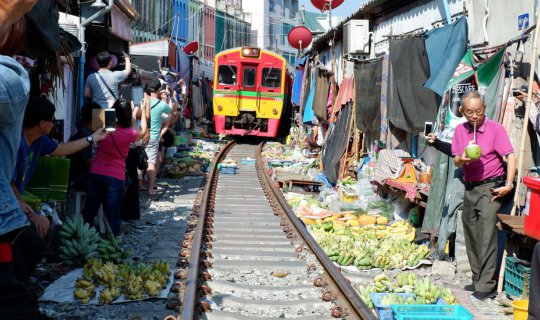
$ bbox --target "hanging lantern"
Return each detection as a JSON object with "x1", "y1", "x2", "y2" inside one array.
[
  {"x1": 287, "y1": 26, "x2": 313, "y2": 50},
  {"x1": 183, "y1": 41, "x2": 199, "y2": 55},
  {"x1": 310, "y1": 0, "x2": 345, "y2": 12}
]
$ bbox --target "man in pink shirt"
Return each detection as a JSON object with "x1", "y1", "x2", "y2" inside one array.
[{"x1": 452, "y1": 91, "x2": 516, "y2": 300}]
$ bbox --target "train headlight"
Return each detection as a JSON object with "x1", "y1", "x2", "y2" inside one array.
[
  {"x1": 217, "y1": 105, "x2": 223, "y2": 111},
  {"x1": 272, "y1": 108, "x2": 278, "y2": 115}
]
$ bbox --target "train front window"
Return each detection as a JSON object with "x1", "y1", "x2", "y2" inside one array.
[
  {"x1": 262, "y1": 68, "x2": 281, "y2": 88},
  {"x1": 243, "y1": 67, "x2": 256, "y2": 88},
  {"x1": 218, "y1": 65, "x2": 237, "y2": 85}
]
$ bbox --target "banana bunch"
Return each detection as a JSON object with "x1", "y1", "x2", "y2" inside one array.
[
  {"x1": 97, "y1": 219, "x2": 130, "y2": 263},
  {"x1": 441, "y1": 288, "x2": 456, "y2": 304},
  {"x1": 381, "y1": 292, "x2": 415, "y2": 305},
  {"x1": 354, "y1": 284, "x2": 374, "y2": 308},
  {"x1": 99, "y1": 286, "x2": 121, "y2": 304},
  {"x1": 95, "y1": 261, "x2": 121, "y2": 288},
  {"x1": 83, "y1": 258, "x2": 103, "y2": 281},
  {"x1": 58, "y1": 216, "x2": 100, "y2": 267},
  {"x1": 73, "y1": 278, "x2": 96, "y2": 304},
  {"x1": 413, "y1": 277, "x2": 442, "y2": 304},
  {"x1": 123, "y1": 275, "x2": 145, "y2": 300},
  {"x1": 153, "y1": 260, "x2": 171, "y2": 277},
  {"x1": 144, "y1": 280, "x2": 161, "y2": 297}
]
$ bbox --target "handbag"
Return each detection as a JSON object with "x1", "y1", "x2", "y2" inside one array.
[{"x1": 135, "y1": 146, "x2": 148, "y2": 171}]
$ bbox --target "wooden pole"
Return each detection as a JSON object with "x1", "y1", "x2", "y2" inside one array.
[{"x1": 497, "y1": 12, "x2": 540, "y2": 293}]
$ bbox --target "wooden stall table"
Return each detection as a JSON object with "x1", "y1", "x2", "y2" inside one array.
[
  {"x1": 497, "y1": 214, "x2": 537, "y2": 249},
  {"x1": 381, "y1": 179, "x2": 430, "y2": 208}
]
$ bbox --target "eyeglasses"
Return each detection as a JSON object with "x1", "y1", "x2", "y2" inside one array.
[{"x1": 463, "y1": 110, "x2": 484, "y2": 117}]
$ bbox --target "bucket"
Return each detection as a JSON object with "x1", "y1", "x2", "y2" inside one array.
[{"x1": 512, "y1": 300, "x2": 529, "y2": 320}]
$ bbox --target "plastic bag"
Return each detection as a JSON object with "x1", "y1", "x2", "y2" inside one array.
[{"x1": 392, "y1": 198, "x2": 413, "y2": 221}]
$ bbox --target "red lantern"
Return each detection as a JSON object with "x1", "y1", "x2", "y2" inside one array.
[
  {"x1": 183, "y1": 41, "x2": 199, "y2": 55},
  {"x1": 287, "y1": 26, "x2": 313, "y2": 50},
  {"x1": 310, "y1": 0, "x2": 345, "y2": 12}
]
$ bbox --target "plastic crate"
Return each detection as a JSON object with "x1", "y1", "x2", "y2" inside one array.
[
  {"x1": 391, "y1": 305, "x2": 473, "y2": 320},
  {"x1": 371, "y1": 293, "x2": 415, "y2": 320},
  {"x1": 242, "y1": 158, "x2": 256, "y2": 165},
  {"x1": 504, "y1": 256, "x2": 531, "y2": 297},
  {"x1": 220, "y1": 166, "x2": 237, "y2": 174}
]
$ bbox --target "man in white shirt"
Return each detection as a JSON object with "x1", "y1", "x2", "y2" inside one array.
[{"x1": 84, "y1": 51, "x2": 131, "y2": 108}]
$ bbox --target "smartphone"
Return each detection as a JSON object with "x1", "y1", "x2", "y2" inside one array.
[
  {"x1": 104, "y1": 109, "x2": 116, "y2": 132},
  {"x1": 424, "y1": 122, "x2": 433, "y2": 136},
  {"x1": 490, "y1": 181, "x2": 506, "y2": 194},
  {"x1": 161, "y1": 82, "x2": 167, "y2": 90},
  {"x1": 131, "y1": 86, "x2": 143, "y2": 107},
  {"x1": 120, "y1": 84, "x2": 132, "y2": 102}
]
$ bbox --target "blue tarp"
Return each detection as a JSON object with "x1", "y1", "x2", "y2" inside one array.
[{"x1": 423, "y1": 17, "x2": 468, "y2": 97}]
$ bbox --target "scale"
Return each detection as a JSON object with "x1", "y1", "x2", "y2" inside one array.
[{"x1": 395, "y1": 157, "x2": 417, "y2": 183}]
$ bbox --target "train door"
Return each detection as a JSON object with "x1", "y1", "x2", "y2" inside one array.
[{"x1": 240, "y1": 64, "x2": 258, "y2": 111}]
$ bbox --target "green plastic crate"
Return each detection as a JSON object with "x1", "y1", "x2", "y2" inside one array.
[
  {"x1": 504, "y1": 256, "x2": 531, "y2": 297},
  {"x1": 391, "y1": 305, "x2": 473, "y2": 320}
]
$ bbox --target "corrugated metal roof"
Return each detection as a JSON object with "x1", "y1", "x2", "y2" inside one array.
[
  {"x1": 310, "y1": 0, "x2": 420, "y2": 51},
  {"x1": 304, "y1": 12, "x2": 326, "y2": 34}
]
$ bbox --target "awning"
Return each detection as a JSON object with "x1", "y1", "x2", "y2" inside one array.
[
  {"x1": 111, "y1": 6, "x2": 133, "y2": 41},
  {"x1": 130, "y1": 39, "x2": 172, "y2": 57}
]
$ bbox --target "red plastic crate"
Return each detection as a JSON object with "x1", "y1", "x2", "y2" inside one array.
[{"x1": 524, "y1": 177, "x2": 540, "y2": 240}]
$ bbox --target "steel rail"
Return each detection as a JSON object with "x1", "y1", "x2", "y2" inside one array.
[
  {"x1": 180, "y1": 140, "x2": 237, "y2": 320},
  {"x1": 255, "y1": 142, "x2": 376, "y2": 320}
]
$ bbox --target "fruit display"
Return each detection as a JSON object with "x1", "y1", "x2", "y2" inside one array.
[
  {"x1": 58, "y1": 216, "x2": 101, "y2": 267},
  {"x1": 310, "y1": 220, "x2": 427, "y2": 270},
  {"x1": 355, "y1": 273, "x2": 457, "y2": 308},
  {"x1": 98, "y1": 218, "x2": 130, "y2": 263},
  {"x1": 74, "y1": 258, "x2": 171, "y2": 304}
]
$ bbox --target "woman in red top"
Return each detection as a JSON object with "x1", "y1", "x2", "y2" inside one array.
[{"x1": 82, "y1": 99, "x2": 147, "y2": 235}]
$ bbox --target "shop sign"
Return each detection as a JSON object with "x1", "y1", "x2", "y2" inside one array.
[{"x1": 518, "y1": 13, "x2": 529, "y2": 30}]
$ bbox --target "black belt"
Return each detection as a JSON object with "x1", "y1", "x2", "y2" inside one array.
[{"x1": 465, "y1": 176, "x2": 505, "y2": 187}]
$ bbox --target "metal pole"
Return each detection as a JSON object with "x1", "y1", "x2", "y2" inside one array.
[{"x1": 441, "y1": 0, "x2": 452, "y2": 25}]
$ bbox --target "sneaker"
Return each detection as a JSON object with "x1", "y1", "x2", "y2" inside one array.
[{"x1": 472, "y1": 290, "x2": 497, "y2": 301}]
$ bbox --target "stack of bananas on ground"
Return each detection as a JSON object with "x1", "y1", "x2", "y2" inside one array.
[
  {"x1": 354, "y1": 273, "x2": 457, "y2": 308},
  {"x1": 58, "y1": 216, "x2": 100, "y2": 267},
  {"x1": 73, "y1": 259, "x2": 171, "y2": 304}
]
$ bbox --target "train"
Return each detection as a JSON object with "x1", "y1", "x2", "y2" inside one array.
[{"x1": 212, "y1": 47, "x2": 292, "y2": 137}]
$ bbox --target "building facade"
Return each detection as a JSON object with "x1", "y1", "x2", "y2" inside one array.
[
  {"x1": 242, "y1": 0, "x2": 299, "y2": 65},
  {"x1": 131, "y1": 0, "x2": 173, "y2": 43}
]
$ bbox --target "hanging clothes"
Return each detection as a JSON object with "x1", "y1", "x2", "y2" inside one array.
[
  {"x1": 354, "y1": 59, "x2": 382, "y2": 134},
  {"x1": 423, "y1": 17, "x2": 468, "y2": 97},
  {"x1": 322, "y1": 103, "x2": 353, "y2": 184},
  {"x1": 191, "y1": 80, "x2": 203, "y2": 119},
  {"x1": 380, "y1": 53, "x2": 390, "y2": 143},
  {"x1": 313, "y1": 68, "x2": 331, "y2": 123},
  {"x1": 302, "y1": 67, "x2": 317, "y2": 124},
  {"x1": 292, "y1": 56, "x2": 307, "y2": 106},
  {"x1": 388, "y1": 37, "x2": 439, "y2": 133},
  {"x1": 330, "y1": 76, "x2": 355, "y2": 122}
]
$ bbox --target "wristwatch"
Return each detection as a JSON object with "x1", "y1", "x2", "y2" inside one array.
[
  {"x1": 86, "y1": 135, "x2": 94, "y2": 145},
  {"x1": 505, "y1": 182, "x2": 514, "y2": 189}
]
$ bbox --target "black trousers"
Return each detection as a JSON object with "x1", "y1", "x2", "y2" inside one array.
[
  {"x1": 0, "y1": 225, "x2": 46, "y2": 319},
  {"x1": 529, "y1": 242, "x2": 540, "y2": 319},
  {"x1": 121, "y1": 147, "x2": 140, "y2": 221}
]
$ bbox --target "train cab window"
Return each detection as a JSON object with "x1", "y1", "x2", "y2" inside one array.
[
  {"x1": 262, "y1": 68, "x2": 281, "y2": 88},
  {"x1": 218, "y1": 65, "x2": 237, "y2": 85},
  {"x1": 243, "y1": 67, "x2": 256, "y2": 87}
]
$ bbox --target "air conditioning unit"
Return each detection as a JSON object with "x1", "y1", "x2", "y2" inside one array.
[{"x1": 343, "y1": 20, "x2": 370, "y2": 55}]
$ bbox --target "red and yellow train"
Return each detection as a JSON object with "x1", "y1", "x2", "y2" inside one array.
[{"x1": 213, "y1": 47, "x2": 291, "y2": 137}]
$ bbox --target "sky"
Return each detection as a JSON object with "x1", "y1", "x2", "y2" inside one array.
[{"x1": 298, "y1": 0, "x2": 368, "y2": 18}]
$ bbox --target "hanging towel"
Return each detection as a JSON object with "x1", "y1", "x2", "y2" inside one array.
[
  {"x1": 322, "y1": 103, "x2": 353, "y2": 184},
  {"x1": 424, "y1": 17, "x2": 468, "y2": 97},
  {"x1": 388, "y1": 37, "x2": 440, "y2": 133},
  {"x1": 292, "y1": 56, "x2": 307, "y2": 106},
  {"x1": 380, "y1": 53, "x2": 390, "y2": 143},
  {"x1": 354, "y1": 59, "x2": 382, "y2": 134},
  {"x1": 313, "y1": 68, "x2": 331, "y2": 122},
  {"x1": 302, "y1": 69, "x2": 317, "y2": 124}
]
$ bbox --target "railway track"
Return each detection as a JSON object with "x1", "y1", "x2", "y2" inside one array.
[{"x1": 168, "y1": 141, "x2": 375, "y2": 320}]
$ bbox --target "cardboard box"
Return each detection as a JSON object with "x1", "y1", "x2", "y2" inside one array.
[{"x1": 92, "y1": 109, "x2": 104, "y2": 131}]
